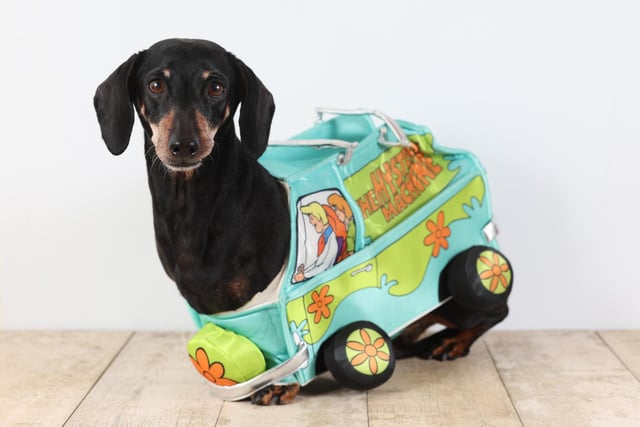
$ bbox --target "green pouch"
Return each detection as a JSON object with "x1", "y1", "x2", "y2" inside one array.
[{"x1": 188, "y1": 323, "x2": 266, "y2": 386}]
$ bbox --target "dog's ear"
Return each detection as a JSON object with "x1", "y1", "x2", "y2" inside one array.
[
  {"x1": 232, "y1": 56, "x2": 275, "y2": 159},
  {"x1": 94, "y1": 53, "x2": 139, "y2": 155}
]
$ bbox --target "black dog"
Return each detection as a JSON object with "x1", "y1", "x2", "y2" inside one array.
[
  {"x1": 95, "y1": 39, "x2": 295, "y2": 404},
  {"x1": 94, "y1": 38, "x2": 507, "y2": 405}
]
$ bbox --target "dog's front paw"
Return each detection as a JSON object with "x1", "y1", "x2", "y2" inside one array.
[{"x1": 251, "y1": 383, "x2": 301, "y2": 405}]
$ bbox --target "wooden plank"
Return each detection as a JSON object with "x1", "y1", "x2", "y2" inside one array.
[
  {"x1": 599, "y1": 330, "x2": 640, "y2": 380},
  {"x1": 66, "y1": 332, "x2": 224, "y2": 426},
  {"x1": 216, "y1": 372, "x2": 368, "y2": 427},
  {"x1": 367, "y1": 338, "x2": 521, "y2": 426},
  {"x1": 0, "y1": 331, "x2": 131, "y2": 427},
  {"x1": 485, "y1": 331, "x2": 640, "y2": 427}
]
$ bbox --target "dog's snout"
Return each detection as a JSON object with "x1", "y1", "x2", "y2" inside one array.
[{"x1": 169, "y1": 140, "x2": 199, "y2": 157}]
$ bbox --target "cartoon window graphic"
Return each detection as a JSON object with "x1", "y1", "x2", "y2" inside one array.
[{"x1": 293, "y1": 189, "x2": 356, "y2": 283}]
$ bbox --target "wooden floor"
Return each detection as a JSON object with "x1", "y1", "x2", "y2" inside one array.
[{"x1": 1, "y1": 331, "x2": 639, "y2": 426}]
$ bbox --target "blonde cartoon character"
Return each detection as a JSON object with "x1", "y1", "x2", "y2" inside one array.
[{"x1": 294, "y1": 202, "x2": 340, "y2": 283}]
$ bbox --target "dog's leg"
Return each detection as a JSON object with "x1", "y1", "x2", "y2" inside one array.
[
  {"x1": 393, "y1": 300, "x2": 508, "y2": 361},
  {"x1": 392, "y1": 312, "x2": 455, "y2": 358},
  {"x1": 251, "y1": 383, "x2": 301, "y2": 405}
]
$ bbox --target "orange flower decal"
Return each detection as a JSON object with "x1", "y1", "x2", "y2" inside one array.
[
  {"x1": 189, "y1": 348, "x2": 238, "y2": 386},
  {"x1": 477, "y1": 250, "x2": 511, "y2": 294},
  {"x1": 307, "y1": 285, "x2": 334, "y2": 324},
  {"x1": 424, "y1": 211, "x2": 451, "y2": 257},
  {"x1": 346, "y1": 328, "x2": 390, "y2": 375}
]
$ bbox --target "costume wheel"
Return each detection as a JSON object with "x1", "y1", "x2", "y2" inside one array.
[
  {"x1": 443, "y1": 246, "x2": 513, "y2": 311},
  {"x1": 323, "y1": 321, "x2": 395, "y2": 391}
]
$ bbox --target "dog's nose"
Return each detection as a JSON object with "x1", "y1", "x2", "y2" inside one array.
[{"x1": 169, "y1": 141, "x2": 199, "y2": 157}]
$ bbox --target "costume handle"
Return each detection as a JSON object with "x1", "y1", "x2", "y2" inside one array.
[
  {"x1": 269, "y1": 108, "x2": 412, "y2": 165},
  {"x1": 315, "y1": 107, "x2": 412, "y2": 149}
]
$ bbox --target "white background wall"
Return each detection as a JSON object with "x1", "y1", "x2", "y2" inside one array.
[{"x1": 1, "y1": 0, "x2": 639, "y2": 330}]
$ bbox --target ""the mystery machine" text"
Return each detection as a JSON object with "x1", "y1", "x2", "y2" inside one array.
[{"x1": 356, "y1": 147, "x2": 443, "y2": 223}]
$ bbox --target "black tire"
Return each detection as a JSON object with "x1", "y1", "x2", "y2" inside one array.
[
  {"x1": 443, "y1": 246, "x2": 513, "y2": 311},
  {"x1": 323, "y1": 321, "x2": 395, "y2": 391}
]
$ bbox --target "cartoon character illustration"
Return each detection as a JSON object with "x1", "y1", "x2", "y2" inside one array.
[
  {"x1": 328, "y1": 193, "x2": 355, "y2": 257},
  {"x1": 293, "y1": 189, "x2": 356, "y2": 283},
  {"x1": 294, "y1": 202, "x2": 340, "y2": 282}
]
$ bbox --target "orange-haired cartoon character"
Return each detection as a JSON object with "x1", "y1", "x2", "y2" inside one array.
[{"x1": 328, "y1": 193, "x2": 355, "y2": 257}]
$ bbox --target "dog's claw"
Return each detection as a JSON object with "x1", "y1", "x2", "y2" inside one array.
[{"x1": 251, "y1": 383, "x2": 301, "y2": 405}]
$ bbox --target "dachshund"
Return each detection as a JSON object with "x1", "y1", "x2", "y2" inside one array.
[{"x1": 94, "y1": 38, "x2": 508, "y2": 405}]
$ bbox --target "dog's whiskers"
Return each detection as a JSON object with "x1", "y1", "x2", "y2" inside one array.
[{"x1": 145, "y1": 146, "x2": 166, "y2": 173}]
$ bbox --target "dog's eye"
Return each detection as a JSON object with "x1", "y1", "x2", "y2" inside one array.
[
  {"x1": 208, "y1": 82, "x2": 225, "y2": 97},
  {"x1": 148, "y1": 79, "x2": 166, "y2": 94}
]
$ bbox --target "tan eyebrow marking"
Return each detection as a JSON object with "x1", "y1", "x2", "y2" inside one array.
[
  {"x1": 162, "y1": 68, "x2": 171, "y2": 78},
  {"x1": 202, "y1": 70, "x2": 211, "y2": 79}
]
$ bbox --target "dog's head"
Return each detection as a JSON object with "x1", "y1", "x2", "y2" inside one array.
[{"x1": 94, "y1": 39, "x2": 275, "y2": 172}]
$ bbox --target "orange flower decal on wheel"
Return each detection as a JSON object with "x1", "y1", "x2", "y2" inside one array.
[
  {"x1": 424, "y1": 211, "x2": 451, "y2": 257},
  {"x1": 189, "y1": 348, "x2": 238, "y2": 386},
  {"x1": 307, "y1": 285, "x2": 334, "y2": 324},
  {"x1": 346, "y1": 328, "x2": 391, "y2": 375},
  {"x1": 477, "y1": 250, "x2": 512, "y2": 294}
]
